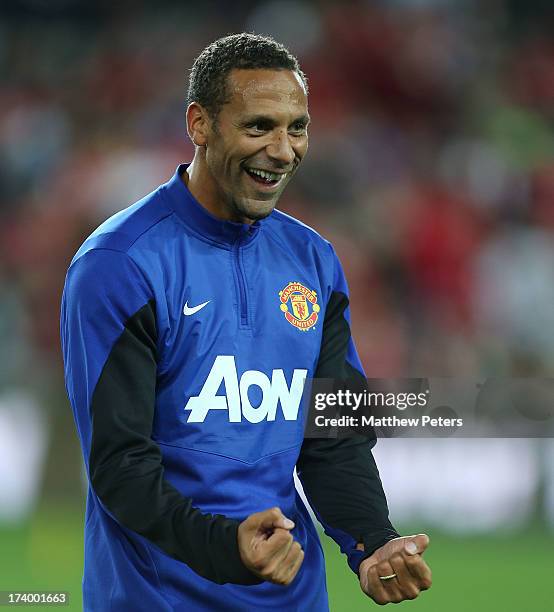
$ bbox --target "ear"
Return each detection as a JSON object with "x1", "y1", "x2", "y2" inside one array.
[{"x1": 186, "y1": 102, "x2": 210, "y2": 147}]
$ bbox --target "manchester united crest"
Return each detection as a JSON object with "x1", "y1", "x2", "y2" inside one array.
[{"x1": 279, "y1": 282, "x2": 320, "y2": 331}]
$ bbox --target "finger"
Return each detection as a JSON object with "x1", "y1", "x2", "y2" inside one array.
[
  {"x1": 376, "y1": 561, "x2": 403, "y2": 604},
  {"x1": 283, "y1": 540, "x2": 303, "y2": 570},
  {"x1": 364, "y1": 563, "x2": 390, "y2": 605},
  {"x1": 404, "y1": 533, "x2": 430, "y2": 556},
  {"x1": 260, "y1": 538, "x2": 301, "y2": 584},
  {"x1": 404, "y1": 554, "x2": 433, "y2": 590},
  {"x1": 253, "y1": 535, "x2": 293, "y2": 581},
  {"x1": 266, "y1": 529, "x2": 295, "y2": 563},
  {"x1": 257, "y1": 507, "x2": 295, "y2": 531},
  {"x1": 283, "y1": 545, "x2": 304, "y2": 584},
  {"x1": 389, "y1": 553, "x2": 420, "y2": 600},
  {"x1": 273, "y1": 541, "x2": 304, "y2": 585},
  {"x1": 261, "y1": 528, "x2": 294, "y2": 560},
  {"x1": 249, "y1": 529, "x2": 292, "y2": 574}
]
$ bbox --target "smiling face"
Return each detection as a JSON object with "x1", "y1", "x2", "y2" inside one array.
[{"x1": 187, "y1": 68, "x2": 309, "y2": 223}]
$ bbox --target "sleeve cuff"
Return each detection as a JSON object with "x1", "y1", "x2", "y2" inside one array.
[
  {"x1": 348, "y1": 529, "x2": 401, "y2": 576},
  {"x1": 210, "y1": 519, "x2": 263, "y2": 585}
]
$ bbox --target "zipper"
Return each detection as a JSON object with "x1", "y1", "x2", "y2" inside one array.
[{"x1": 233, "y1": 233, "x2": 249, "y2": 327}]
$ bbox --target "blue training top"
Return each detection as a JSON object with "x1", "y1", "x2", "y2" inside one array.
[{"x1": 61, "y1": 165, "x2": 398, "y2": 611}]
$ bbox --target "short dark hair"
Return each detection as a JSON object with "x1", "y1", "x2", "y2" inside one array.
[{"x1": 187, "y1": 33, "x2": 308, "y2": 118}]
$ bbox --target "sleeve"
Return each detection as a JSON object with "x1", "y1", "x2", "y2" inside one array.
[
  {"x1": 60, "y1": 248, "x2": 260, "y2": 586},
  {"x1": 296, "y1": 245, "x2": 400, "y2": 575}
]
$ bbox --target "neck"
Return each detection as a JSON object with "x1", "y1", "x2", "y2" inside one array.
[{"x1": 183, "y1": 152, "x2": 251, "y2": 224}]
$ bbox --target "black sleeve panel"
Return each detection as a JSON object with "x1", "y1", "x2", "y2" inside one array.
[
  {"x1": 297, "y1": 291, "x2": 399, "y2": 558},
  {"x1": 296, "y1": 437, "x2": 399, "y2": 556},
  {"x1": 89, "y1": 300, "x2": 261, "y2": 586},
  {"x1": 312, "y1": 289, "x2": 357, "y2": 380}
]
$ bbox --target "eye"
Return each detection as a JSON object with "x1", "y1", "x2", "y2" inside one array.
[
  {"x1": 289, "y1": 122, "x2": 308, "y2": 136},
  {"x1": 245, "y1": 121, "x2": 272, "y2": 135}
]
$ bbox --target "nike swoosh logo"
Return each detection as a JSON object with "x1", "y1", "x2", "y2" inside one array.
[{"x1": 183, "y1": 300, "x2": 210, "y2": 316}]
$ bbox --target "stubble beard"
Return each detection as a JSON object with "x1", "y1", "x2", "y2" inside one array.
[{"x1": 230, "y1": 196, "x2": 277, "y2": 222}]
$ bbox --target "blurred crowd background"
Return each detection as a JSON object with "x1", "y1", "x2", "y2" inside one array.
[{"x1": 0, "y1": 0, "x2": 553, "y2": 602}]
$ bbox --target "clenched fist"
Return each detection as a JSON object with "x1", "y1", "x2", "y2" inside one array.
[
  {"x1": 238, "y1": 507, "x2": 304, "y2": 586},
  {"x1": 358, "y1": 534, "x2": 432, "y2": 605}
]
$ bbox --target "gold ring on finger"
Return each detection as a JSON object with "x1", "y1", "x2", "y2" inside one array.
[{"x1": 379, "y1": 573, "x2": 397, "y2": 581}]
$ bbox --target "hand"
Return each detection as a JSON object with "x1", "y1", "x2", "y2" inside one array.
[
  {"x1": 358, "y1": 534, "x2": 432, "y2": 605},
  {"x1": 237, "y1": 507, "x2": 304, "y2": 586}
]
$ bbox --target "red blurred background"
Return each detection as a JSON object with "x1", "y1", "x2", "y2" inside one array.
[{"x1": 0, "y1": 0, "x2": 552, "y2": 532}]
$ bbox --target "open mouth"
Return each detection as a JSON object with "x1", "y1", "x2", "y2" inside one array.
[{"x1": 244, "y1": 167, "x2": 287, "y2": 188}]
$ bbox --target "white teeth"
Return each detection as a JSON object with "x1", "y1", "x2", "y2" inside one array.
[{"x1": 248, "y1": 168, "x2": 284, "y2": 181}]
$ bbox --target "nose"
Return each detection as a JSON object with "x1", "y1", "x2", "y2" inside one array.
[{"x1": 266, "y1": 130, "x2": 295, "y2": 166}]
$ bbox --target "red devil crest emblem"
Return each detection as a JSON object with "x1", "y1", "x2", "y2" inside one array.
[{"x1": 278, "y1": 282, "x2": 319, "y2": 331}]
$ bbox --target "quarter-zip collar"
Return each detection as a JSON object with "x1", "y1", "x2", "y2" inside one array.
[{"x1": 162, "y1": 164, "x2": 265, "y2": 248}]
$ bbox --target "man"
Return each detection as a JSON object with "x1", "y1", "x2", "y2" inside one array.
[{"x1": 61, "y1": 33, "x2": 432, "y2": 610}]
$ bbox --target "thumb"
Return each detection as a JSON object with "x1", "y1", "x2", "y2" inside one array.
[
  {"x1": 404, "y1": 533, "x2": 430, "y2": 556},
  {"x1": 258, "y1": 507, "x2": 295, "y2": 531}
]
